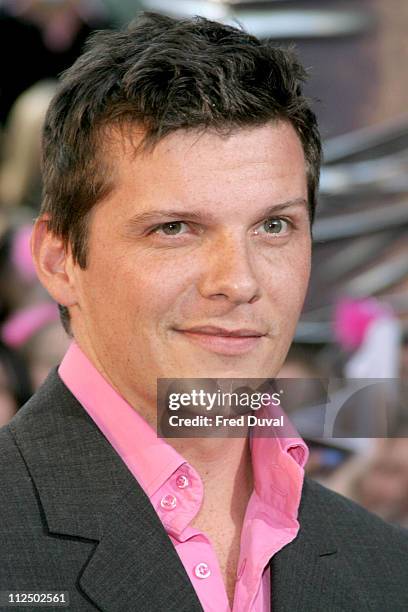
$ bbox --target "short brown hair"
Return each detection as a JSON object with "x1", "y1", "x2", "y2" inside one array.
[{"x1": 40, "y1": 12, "x2": 322, "y2": 333}]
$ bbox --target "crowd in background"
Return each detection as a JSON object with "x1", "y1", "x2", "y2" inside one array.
[
  {"x1": 0, "y1": 0, "x2": 407, "y2": 529},
  {"x1": 0, "y1": 0, "x2": 114, "y2": 426}
]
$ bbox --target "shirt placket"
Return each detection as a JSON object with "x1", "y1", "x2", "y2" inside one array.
[{"x1": 151, "y1": 463, "x2": 231, "y2": 612}]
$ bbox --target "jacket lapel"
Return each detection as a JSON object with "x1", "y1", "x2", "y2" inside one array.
[
  {"x1": 270, "y1": 477, "x2": 371, "y2": 611},
  {"x1": 78, "y1": 480, "x2": 203, "y2": 611},
  {"x1": 11, "y1": 370, "x2": 203, "y2": 612}
]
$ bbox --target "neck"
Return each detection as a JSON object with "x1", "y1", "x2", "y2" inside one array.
[
  {"x1": 170, "y1": 435, "x2": 253, "y2": 501},
  {"x1": 172, "y1": 433, "x2": 248, "y2": 463}
]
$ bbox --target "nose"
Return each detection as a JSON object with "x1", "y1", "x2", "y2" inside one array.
[{"x1": 197, "y1": 232, "x2": 261, "y2": 305}]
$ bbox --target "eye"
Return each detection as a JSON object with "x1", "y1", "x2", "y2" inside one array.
[
  {"x1": 154, "y1": 221, "x2": 188, "y2": 235},
  {"x1": 255, "y1": 217, "x2": 291, "y2": 236}
]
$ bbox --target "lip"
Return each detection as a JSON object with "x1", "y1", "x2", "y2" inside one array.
[
  {"x1": 179, "y1": 326, "x2": 266, "y2": 337},
  {"x1": 174, "y1": 326, "x2": 267, "y2": 355}
]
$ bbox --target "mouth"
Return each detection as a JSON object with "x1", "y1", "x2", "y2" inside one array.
[{"x1": 173, "y1": 325, "x2": 267, "y2": 356}]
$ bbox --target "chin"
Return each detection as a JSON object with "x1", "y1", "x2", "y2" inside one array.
[{"x1": 182, "y1": 361, "x2": 276, "y2": 380}]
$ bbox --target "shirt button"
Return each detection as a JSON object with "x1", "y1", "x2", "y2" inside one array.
[
  {"x1": 160, "y1": 494, "x2": 177, "y2": 510},
  {"x1": 175, "y1": 474, "x2": 189, "y2": 489},
  {"x1": 194, "y1": 562, "x2": 211, "y2": 579}
]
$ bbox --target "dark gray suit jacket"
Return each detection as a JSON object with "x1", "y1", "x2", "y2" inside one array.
[{"x1": 1, "y1": 369, "x2": 407, "y2": 611}]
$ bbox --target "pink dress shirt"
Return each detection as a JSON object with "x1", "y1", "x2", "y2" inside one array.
[{"x1": 59, "y1": 342, "x2": 308, "y2": 611}]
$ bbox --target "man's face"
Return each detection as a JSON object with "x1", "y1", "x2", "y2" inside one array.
[{"x1": 69, "y1": 122, "x2": 312, "y2": 405}]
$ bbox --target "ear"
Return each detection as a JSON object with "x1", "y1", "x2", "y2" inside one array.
[{"x1": 31, "y1": 216, "x2": 78, "y2": 307}]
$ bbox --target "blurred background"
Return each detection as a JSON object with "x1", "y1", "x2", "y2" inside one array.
[{"x1": 0, "y1": 0, "x2": 407, "y2": 526}]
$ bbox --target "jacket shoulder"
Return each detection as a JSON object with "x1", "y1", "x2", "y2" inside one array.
[{"x1": 301, "y1": 476, "x2": 408, "y2": 554}]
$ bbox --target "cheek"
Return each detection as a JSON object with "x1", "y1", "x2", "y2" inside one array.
[
  {"x1": 261, "y1": 245, "x2": 311, "y2": 313},
  {"x1": 88, "y1": 252, "x2": 194, "y2": 326}
]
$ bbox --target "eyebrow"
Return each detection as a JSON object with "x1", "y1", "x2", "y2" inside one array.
[{"x1": 125, "y1": 197, "x2": 308, "y2": 228}]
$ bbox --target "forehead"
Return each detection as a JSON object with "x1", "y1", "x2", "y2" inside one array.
[
  {"x1": 97, "y1": 121, "x2": 307, "y2": 217},
  {"x1": 109, "y1": 120, "x2": 305, "y2": 169}
]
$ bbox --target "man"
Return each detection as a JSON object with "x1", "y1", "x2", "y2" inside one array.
[{"x1": 0, "y1": 12, "x2": 407, "y2": 612}]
